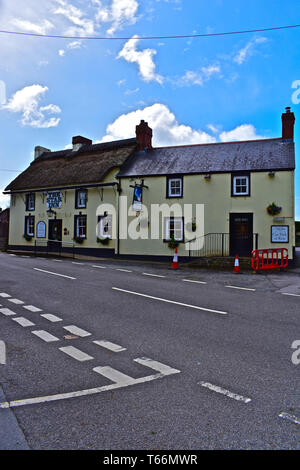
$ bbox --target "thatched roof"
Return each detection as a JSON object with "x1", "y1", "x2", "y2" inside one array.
[{"x1": 5, "y1": 138, "x2": 137, "y2": 192}]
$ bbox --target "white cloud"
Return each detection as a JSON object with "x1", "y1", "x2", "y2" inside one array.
[
  {"x1": 2, "y1": 85, "x2": 61, "y2": 128},
  {"x1": 117, "y1": 36, "x2": 163, "y2": 84},
  {"x1": 59, "y1": 49, "x2": 65, "y2": 56},
  {"x1": 100, "y1": 103, "x2": 216, "y2": 146},
  {"x1": 0, "y1": 192, "x2": 10, "y2": 210},
  {"x1": 53, "y1": 0, "x2": 95, "y2": 36},
  {"x1": 67, "y1": 40, "x2": 83, "y2": 49},
  {"x1": 178, "y1": 65, "x2": 220, "y2": 86},
  {"x1": 234, "y1": 37, "x2": 267, "y2": 65},
  {"x1": 94, "y1": 0, "x2": 138, "y2": 35},
  {"x1": 219, "y1": 124, "x2": 264, "y2": 142},
  {"x1": 10, "y1": 18, "x2": 54, "y2": 35}
]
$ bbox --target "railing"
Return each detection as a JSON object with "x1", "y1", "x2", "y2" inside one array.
[
  {"x1": 187, "y1": 232, "x2": 258, "y2": 257},
  {"x1": 34, "y1": 239, "x2": 76, "y2": 258}
]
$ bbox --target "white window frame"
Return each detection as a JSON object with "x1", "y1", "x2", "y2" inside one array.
[
  {"x1": 26, "y1": 193, "x2": 35, "y2": 211},
  {"x1": 76, "y1": 189, "x2": 87, "y2": 209},
  {"x1": 233, "y1": 175, "x2": 249, "y2": 196},
  {"x1": 76, "y1": 215, "x2": 87, "y2": 238},
  {"x1": 99, "y1": 214, "x2": 112, "y2": 239},
  {"x1": 168, "y1": 178, "x2": 183, "y2": 198},
  {"x1": 26, "y1": 216, "x2": 35, "y2": 237},
  {"x1": 164, "y1": 217, "x2": 184, "y2": 241}
]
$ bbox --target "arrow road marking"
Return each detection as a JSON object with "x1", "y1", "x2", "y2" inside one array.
[{"x1": 0, "y1": 341, "x2": 6, "y2": 365}]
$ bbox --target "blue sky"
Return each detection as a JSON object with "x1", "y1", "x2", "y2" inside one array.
[{"x1": 0, "y1": 0, "x2": 299, "y2": 217}]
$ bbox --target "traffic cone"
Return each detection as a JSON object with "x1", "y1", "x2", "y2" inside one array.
[
  {"x1": 234, "y1": 254, "x2": 240, "y2": 273},
  {"x1": 171, "y1": 248, "x2": 179, "y2": 269}
]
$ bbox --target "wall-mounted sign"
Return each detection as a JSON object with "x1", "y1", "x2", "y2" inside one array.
[
  {"x1": 271, "y1": 225, "x2": 289, "y2": 243},
  {"x1": 36, "y1": 221, "x2": 46, "y2": 238},
  {"x1": 46, "y1": 191, "x2": 62, "y2": 209},
  {"x1": 132, "y1": 185, "x2": 143, "y2": 211}
]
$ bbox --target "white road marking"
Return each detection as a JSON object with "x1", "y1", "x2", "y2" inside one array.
[
  {"x1": 32, "y1": 330, "x2": 59, "y2": 342},
  {"x1": 92, "y1": 265, "x2": 106, "y2": 269},
  {"x1": 8, "y1": 299, "x2": 24, "y2": 305},
  {"x1": 9, "y1": 254, "x2": 16, "y2": 256},
  {"x1": 143, "y1": 273, "x2": 165, "y2": 278},
  {"x1": 63, "y1": 325, "x2": 91, "y2": 337},
  {"x1": 134, "y1": 357, "x2": 181, "y2": 375},
  {"x1": 183, "y1": 279, "x2": 207, "y2": 284},
  {"x1": 41, "y1": 314, "x2": 62, "y2": 323},
  {"x1": 199, "y1": 381, "x2": 251, "y2": 403},
  {"x1": 0, "y1": 341, "x2": 6, "y2": 365},
  {"x1": 59, "y1": 346, "x2": 93, "y2": 362},
  {"x1": 0, "y1": 357, "x2": 180, "y2": 408},
  {"x1": 23, "y1": 305, "x2": 42, "y2": 313},
  {"x1": 225, "y1": 285, "x2": 256, "y2": 291},
  {"x1": 33, "y1": 268, "x2": 76, "y2": 280},
  {"x1": 12, "y1": 317, "x2": 35, "y2": 327},
  {"x1": 93, "y1": 340, "x2": 126, "y2": 352},
  {"x1": 112, "y1": 287, "x2": 228, "y2": 315},
  {"x1": 281, "y1": 292, "x2": 300, "y2": 297},
  {"x1": 72, "y1": 262, "x2": 85, "y2": 265},
  {"x1": 0, "y1": 293, "x2": 11, "y2": 298},
  {"x1": 21, "y1": 256, "x2": 30, "y2": 258},
  {"x1": 0, "y1": 308, "x2": 16, "y2": 316},
  {"x1": 116, "y1": 268, "x2": 132, "y2": 273},
  {"x1": 93, "y1": 366, "x2": 136, "y2": 385},
  {"x1": 279, "y1": 412, "x2": 300, "y2": 425}
]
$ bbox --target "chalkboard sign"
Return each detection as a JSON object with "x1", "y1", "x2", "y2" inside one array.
[
  {"x1": 36, "y1": 221, "x2": 46, "y2": 238},
  {"x1": 271, "y1": 225, "x2": 289, "y2": 243}
]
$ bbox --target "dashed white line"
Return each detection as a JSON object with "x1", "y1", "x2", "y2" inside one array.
[
  {"x1": 281, "y1": 292, "x2": 300, "y2": 297},
  {"x1": 92, "y1": 265, "x2": 106, "y2": 269},
  {"x1": 8, "y1": 298, "x2": 24, "y2": 305},
  {"x1": 93, "y1": 340, "x2": 126, "y2": 352},
  {"x1": 41, "y1": 314, "x2": 62, "y2": 323},
  {"x1": 183, "y1": 279, "x2": 207, "y2": 284},
  {"x1": 33, "y1": 268, "x2": 76, "y2": 280},
  {"x1": 12, "y1": 317, "x2": 35, "y2": 327},
  {"x1": 63, "y1": 325, "x2": 91, "y2": 337},
  {"x1": 199, "y1": 381, "x2": 251, "y2": 403},
  {"x1": 59, "y1": 346, "x2": 93, "y2": 362},
  {"x1": 53, "y1": 259, "x2": 63, "y2": 262},
  {"x1": 112, "y1": 287, "x2": 228, "y2": 315},
  {"x1": 116, "y1": 268, "x2": 132, "y2": 273},
  {"x1": 32, "y1": 330, "x2": 60, "y2": 343},
  {"x1": 8, "y1": 254, "x2": 16, "y2": 256},
  {"x1": 225, "y1": 285, "x2": 256, "y2": 291},
  {"x1": 0, "y1": 308, "x2": 16, "y2": 316},
  {"x1": 143, "y1": 273, "x2": 165, "y2": 278},
  {"x1": 279, "y1": 412, "x2": 300, "y2": 425},
  {"x1": 72, "y1": 262, "x2": 85, "y2": 265},
  {"x1": 0, "y1": 293, "x2": 11, "y2": 298},
  {"x1": 23, "y1": 305, "x2": 42, "y2": 313}
]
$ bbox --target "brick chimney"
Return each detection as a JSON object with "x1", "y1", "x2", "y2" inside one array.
[
  {"x1": 282, "y1": 107, "x2": 295, "y2": 140},
  {"x1": 136, "y1": 120, "x2": 153, "y2": 151},
  {"x1": 72, "y1": 135, "x2": 92, "y2": 151}
]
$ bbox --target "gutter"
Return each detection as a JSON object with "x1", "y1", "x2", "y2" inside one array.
[{"x1": 3, "y1": 181, "x2": 120, "y2": 195}]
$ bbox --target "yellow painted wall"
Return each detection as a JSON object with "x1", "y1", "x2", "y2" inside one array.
[{"x1": 118, "y1": 170, "x2": 295, "y2": 258}]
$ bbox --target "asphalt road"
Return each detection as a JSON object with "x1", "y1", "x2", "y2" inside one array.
[{"x1": 0, "y1": 252, "x2": 299, "y2": 450}]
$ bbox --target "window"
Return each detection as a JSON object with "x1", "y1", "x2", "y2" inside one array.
[
  {"x1": 75, "y1": 189, "x2": 87, "y2": 209},
  {"x1": 232, "y1": 174, "x2": 250, "y2": 196},
  {"x1": 74, "y1": 215, "x2": 87, "y2": 238},
  {"x1": 167, "y1": 177, "x2": 183, "y2": 198},
  {"x1": 98, "y1": 214, "x2": 112, "y2": 239},
  {"x1": 25, "y1": 193, "x2": 35, "y2": 211},
  {"x1": 25, "y1": 215, "x2": 35, "y2": 237},
  {"x1": 164, "y1": 217, "x2": 184, "y2": 242}
]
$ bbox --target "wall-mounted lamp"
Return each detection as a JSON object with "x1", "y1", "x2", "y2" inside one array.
[
  {"x1": 268, "y1": 171, "x2": 276, "y2": 177},
  {"x1": 46, "y1": 208, "x2": 56, "y2": 218}
]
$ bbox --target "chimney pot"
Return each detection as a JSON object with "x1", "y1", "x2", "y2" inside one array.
[
  {"x1": 136, "y1": 120, "x2": 153, "y2": 151},
  {"x1": 282, "y1": 106, "x2": 295, "y2": 140},
  {"x1": 72, "y1": 135, "x2": 92, "y2": 151},
  {"x1": 34, "y1": 146, "x2": 51, "y2": 160}
]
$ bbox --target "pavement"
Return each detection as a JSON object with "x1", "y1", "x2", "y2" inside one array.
[{"x1": 0, "y1": 251, "x2": 299, "y2": 450}]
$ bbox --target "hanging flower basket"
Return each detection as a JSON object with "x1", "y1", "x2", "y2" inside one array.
[
  {"x1": 168, "y1": 235, "x2": 179, "y2": 249},
  {"x1": 23, "y1": 233, "x2": 32, "y2": 242},
  {"x1": 73, "y1": 236, "x2": 85, "y2": 244},
  {"x1": 186, "y1": 218, "x2": 197, "y2": 232},
  {"x1": 267, "y1": 202, "x2": 282, "y2": 216},
  {"x1": 97, "y1": 237, "x2": 110, "y2": 245}
]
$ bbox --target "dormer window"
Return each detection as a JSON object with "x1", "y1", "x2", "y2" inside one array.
[
  {"x1": 25, "y1": 193, "x2": 35, "y2": 211},
  {"x1": 75, "y1": 189, "x2": 87, "y2": 209},
  {"x1": 232, "y1": 173, "x2": 250, "y2": 197},
  {"x1": 167, "y1": 176, "x2": 183, "y2": 198}
]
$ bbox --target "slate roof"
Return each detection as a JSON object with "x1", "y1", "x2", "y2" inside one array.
[
  {"x1": 5, "y1": 138, "x2": 137, "y2": 192},
  {"x1": 117, "y1": 138, "x2": 295, "y2": 177}
]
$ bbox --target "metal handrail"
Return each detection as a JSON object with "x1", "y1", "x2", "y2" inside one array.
[
  {"x1": 187, "y1": 232, "x2": 259, "y2": 257},
  {"x1": 34, "y1": 239, "x2": 75, "y2": 258}
]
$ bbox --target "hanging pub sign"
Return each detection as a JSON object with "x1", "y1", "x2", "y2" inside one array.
[
  {"x1": 132, "y1": 185, "x2": 143, "y2": 211},
  {"x1": 46, "y1": 191, "x2": 62, "y2": 209}
]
